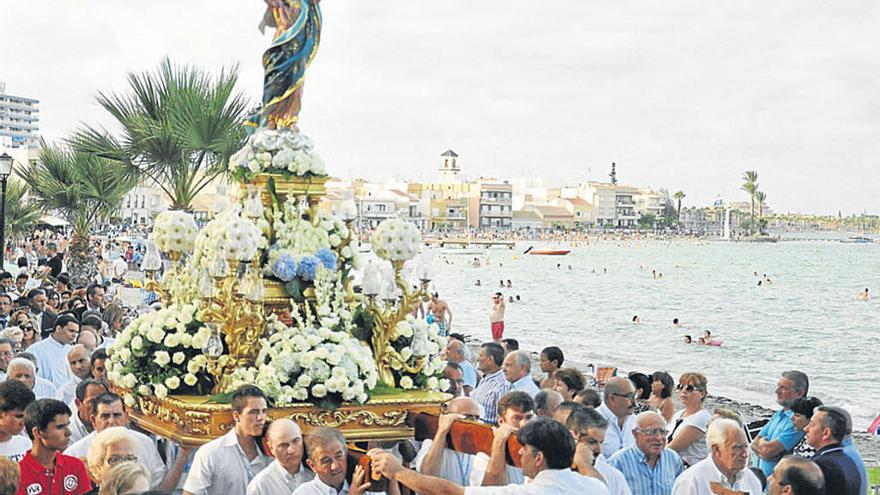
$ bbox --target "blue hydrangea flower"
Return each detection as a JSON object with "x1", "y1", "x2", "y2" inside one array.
[
  {"x1": 271, "y1": 252, "x2": 298, "y2": 282},
  {"x1": 298, "y1": 255, "x2": 320, "y2": 281},
  {"x1": 315, "y1": 248, "x2": 338, "y2": 270}
]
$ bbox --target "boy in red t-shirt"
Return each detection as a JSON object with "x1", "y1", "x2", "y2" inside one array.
[{"x1": 17, "y1": 399, "x2": 92, "y2": 495}]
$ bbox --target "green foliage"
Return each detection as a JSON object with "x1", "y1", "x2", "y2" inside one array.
[
  {"x1": 638, "y1": 213, "x2": 656, "y2": 229},
  {"x1": 71, "y1": 57, "x2": 250, "y2": 210},
  {"x1": 2, "y1": 179, "x2": 43, "y2": 240}
]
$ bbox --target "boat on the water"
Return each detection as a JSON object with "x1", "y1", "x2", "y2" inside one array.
[
  {"x1": 841, "y1": 236, "x2": 873, "y2": 244},
  {"x1": 524, "y1": 246, "x2": 571, "y2": 256}
]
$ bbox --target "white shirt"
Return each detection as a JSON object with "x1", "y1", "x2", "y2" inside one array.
[
  {"x1": 26, "y1": 336, "x2": 71, "y2": 388},
  {"x1": 470, "y1": 452, "x2": 525, "y2": 486},
  {"x1": 56, "y1": 375, "x2": 83, "y2": 405},
  {"x1": 595, "y1": 457, "x2": 632, "y2": 495},
  {"x1": 247, "y1": 459, "x2": 315, "y2": 495},
  {"x1": 671, "y1": 456, "x2": 763, "y2": 495},
  {"x1": 33, "y1": 377, "x2": 58, "y2": 399},
  {"x1": 65, "y1": 428, "x2": 167, "y2": 487},
  {"x1": 0, "y1": 435, "x2": 32, "y2": 462},
  {"x1": 183, "y1": 428, "x2": 272, "y2": 495},
  {"x1": 597, "y1": 403, "x2": 636, "y2": 458},
  {"x1": 68, "y1": 410, "x2": 91, "y2": 445},
  {"x1": 413, "y1": 439, "x2": 475, "y2": 486},
  {"x1": 292, "y1": 477, "x2": 384, "y2": 495},
  {"x1": 112, "y1": 258, "x2": 128, "y2": 278},
  {"x1": 509, "y1": 376, "x2": 540, "y2": 398},
  {"x1": 668, "y1": 409, "x2": 712, "y2": 466},
  {"x1": 463, "y1": 468, "x2": 609, "y2": 495}
]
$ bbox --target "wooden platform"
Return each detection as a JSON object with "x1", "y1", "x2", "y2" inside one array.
[{"x1": 424, "y1": 239, "x2": 515, "y2": 249}]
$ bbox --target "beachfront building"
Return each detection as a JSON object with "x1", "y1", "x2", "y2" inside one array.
[
  {"x1": 477, "y1": 180, "x2": 513, "y2": 229},
  {"x1": 0, "y1": 82, "x2": 40, "y2": 149},
  {"x1": 568, "y1": 182, "x2": 665, "y2": 228},
  {"x1": 120, "y1": 181, "x2": 166, "y2": 227},
  {"x1": 516, "y1": 204, "x2": 576, "y2": 230},
  {"x1": 512, "y1": 209, "x2": 543, "y2": 230}
]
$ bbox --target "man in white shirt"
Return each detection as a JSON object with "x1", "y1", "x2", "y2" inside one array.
[
  {"x1": 5, "y1": 358, "x2": 57, "y2": 400},
  {"x1": 370, "y1": 417, "x2": 610, "y2": 494},
  {"x1": 55, "y1": 345, "x2": 91, "y2": 405},
  {"x1": 502, "y1": 352, "x2": 540, "y2": 399},
  {"x1": 247, "y1": 419, "x2": 314, "y2": 495},
  {"x1": 596, "y1": 378, "x2": 637, "y2": 458},
  {"x1": 112, "y1": 257, "x2": 128, "y2": 283},
  {"x1": 414, "y1": 397, "x2": 482, "y2": 485},
  {"x1": 292, "y1": 427, "x2": 376, "y2": 495},
  {"x1": 184, "y1": 385, "x2": 273, "y2": 495},
  {"x1": 26, "y1": 313, "x2": 79, "y2": 388},
  {"x1": 69, "y1": 378, "x2": 109, "y2": 444},
  {"x1": 565, "y1": 406, "x2": 632, "y2": 495},
  {"x1": 672, "y1": 418, "x2": 765, "y2": 495},
  {"x1": 0, "y1": 380, "x2": 36, "y2": 461},
  {"x1": 471, "y1": 391, "x2": 534, "y2": 487},
  {"x1": 66, "y1": 392, "x2": 190, "y2": 491}
]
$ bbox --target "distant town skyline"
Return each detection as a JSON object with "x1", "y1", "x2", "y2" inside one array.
[{"x1": 3, "y1": 1, "x2": 878, "y2": 215}]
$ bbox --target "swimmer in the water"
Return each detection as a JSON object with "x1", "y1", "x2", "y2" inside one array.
[
  {"x1": 475, "y1": 279, "x2": 481, "y2": 286},
  {"x1": 632, "y1": 315, "x2": 640, "y2": 324},
  {"x1": 703, "y1": 330, "x2": 712, "y2": 341},
  {"x1": 757, "y1": 280, "x2": 763, "y2": 286},
  {"x1": 697, "y1": 337, "x2": 707, "y2": 345},
  {"x1": 673, "y1": 318, "x2": 682, "y2": 328},
  {"x1": 684, "y1": 335, "x2": 693, "y2": 344},
  {"x1": 509, "y1": 296, "x2": 515, "y2": 303},
  {"x1": 515, "y1": 295, "x2": 520, "y2": 302},
  {"x1": 858, "y1": 288, "x2": 870, "y2": 301}
]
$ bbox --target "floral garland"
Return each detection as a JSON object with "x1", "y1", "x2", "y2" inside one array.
[
  {"x1": 229, "y1": 128, "x2": 327, "y2": 181},
  {"x1": 106, "y1": 304, "x2": 216, "y2": 403},
  {"x1": 229, "y1": 268, "x2": 378, "y2": 409}
]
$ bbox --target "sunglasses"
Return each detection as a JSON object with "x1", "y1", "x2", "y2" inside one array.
[
  {"x1": 676, "y1": 384, "x2": 702, "y2": 393},
  {"x1": 635, "y1": 427, "x2": 669, "y2": 437},
  {"x1": 106, "y1": 454, "x2": 138, "y2": 466}
]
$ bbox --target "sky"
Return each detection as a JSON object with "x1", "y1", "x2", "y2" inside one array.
[{"x1": 3, "y1": 0, "x2": 879, "y2": 215}]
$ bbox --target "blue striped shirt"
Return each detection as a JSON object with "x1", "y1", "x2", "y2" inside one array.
[
  {"x1": 609, "y1": 447, "x2": 684, "y2": 495},
  {"x1": 471, "y1": 369, "x2": 510, "y2": 424}
]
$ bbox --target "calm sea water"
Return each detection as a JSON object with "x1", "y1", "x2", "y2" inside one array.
[{"x1": 427, "y1": 237, "x2": 880, "y2": 429}]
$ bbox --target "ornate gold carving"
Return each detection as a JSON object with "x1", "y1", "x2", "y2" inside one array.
[{"x1": 287, "y1": 409, "x2": 408, "y2": 429}]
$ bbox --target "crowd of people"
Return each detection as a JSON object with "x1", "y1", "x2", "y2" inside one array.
[{"x1": 0, "y1": 234, "x2": 871, "y2": 495}]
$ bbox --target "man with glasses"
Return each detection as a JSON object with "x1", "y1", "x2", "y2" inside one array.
[
  {"x1": 597, "y1": 377, "x2": 637, "y2": 458},
  {"x1": 414, "y1": 397, "x2": 482, "y2": 485},
  {"x1": 768, "y1": 456, "x2": 825, "y2": 495},
  {"x1": 0, "y1": 338, "x2": 14, "y2": 377},
  {"x1": 609, "y1": 411, "x2": 684, "y2": 495},
  {"x1": 471, "y1": 342, "x2": 510, "y2": 424},
  {"x1": 671, "y1": 418, "x2": 763, "y2": 494},
  {"x1": 751, "y1": 370, "x2": 809, "y2": 478},
  {"x1": 566, "y1": 406, "x2": 631, "y2": 495}
]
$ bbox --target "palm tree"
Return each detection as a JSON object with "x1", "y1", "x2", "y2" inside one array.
[
  {"x1": 673, "y1": 191, "x2": 686, "y2": 223},
  {"x1": 71, "y1": 57, "x2": 250, "y2": 210},
  {"x1": 17, "y1": 140, "x2": 136, "y2": 286},
  {"x1": 755, "y1": 191, "x2": 767, "y2": 234},
  {"x1": 741, "y1": 171, "x2": 759, "y2": 235},
  {"x1": 3, "y1": 180, "x2": 43, "y2": 241}
]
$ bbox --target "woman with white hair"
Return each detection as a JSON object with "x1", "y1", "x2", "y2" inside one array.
[
  {"x1": 0, "y1": 326, "x2": 24, "y2": 352},
  {"x1": 85, "y1": 427, "x2": 139, "y2": 494},
  {"x1": 99, "y1": 462, "x2": 150, "y2": 495}
]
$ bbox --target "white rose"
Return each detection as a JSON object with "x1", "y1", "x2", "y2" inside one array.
[
  {"x1": 154, "y1": 384, "x2": 168, "y2": 399},
  {"x1": 427, "y1": 377, "x2": 439, "y2": 390},
  {"x1": 138, "y1": 385, "x2": 152, "y2": 396},
  {"x1": 439, "y1": 378, "x2": 451, "y2": 392},
  {"x1": 154, "y1": 351, "x2": 171, "y2": 366},
  {"x1": 184, "y1": 373, "x2": 198, "y2": 386},
  {"x1": 147, "y1": 326, "x2": 165, "y2": 344},
  {"x1": 131, "y1": 336, "x2": 144, "y2": 350},
  {"x1": 400, "y1": 376, "x2": 414, "y2": 389},
  {"x1": 187, "y1": 360, "x2": 202, "y2": 374},
  {"x1": 122, "y1": 374, "x2": 137, "y2": 389},
  {"x1": 312, "y1": 384, "x2": 328, "y2": 398},
  {"x1": 124, "y1": 394, "x2": 136, "y2": 408},
  {"x1": 172, "y1": 352, "x2": 186, "y2": 365},
  {"x1": 165, "y1": 376, "x2": 181, "y2": 390},
  {"x1": 163, "y1": 334, "x2": 180, "y2": 348}
]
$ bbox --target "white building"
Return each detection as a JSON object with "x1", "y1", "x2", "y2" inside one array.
[
  {"x1": 0, "y1": 82, "x2": 39, "y2": 149},
  {"x1": 120, "y1": 183, "x2": 166, "y2": 226}
]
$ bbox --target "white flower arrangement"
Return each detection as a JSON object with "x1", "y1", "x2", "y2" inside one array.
[
  {"x1": 387, "y1": 315, "x2": 449, "y2": 392},
  {"x1": 229, "y1": 128, "x2": 326, "y2": 179},
  {"x1": 371, "y1": 218, "x2": 422, "y2": 262},
  {"x1": 228, "y1": 270, "x2": 378, "y2": 409},
  {"x1": 192, "y1": 207, "x2": 267, "y2": 275},
  {"x1": 106, "y1": 303, "x2": 215, "y2": 399},
  {"x1": 152, "y1": 210, "x2": 198, "y2": 253}
]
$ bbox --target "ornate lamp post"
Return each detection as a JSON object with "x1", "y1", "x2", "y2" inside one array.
[{"x1": 0, "y1": 152, "x2": 13, "y2": 271}]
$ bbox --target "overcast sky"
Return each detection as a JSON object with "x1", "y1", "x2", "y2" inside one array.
[{"x1": 4, "y1": 1, "x2": 879, "y2": 214}]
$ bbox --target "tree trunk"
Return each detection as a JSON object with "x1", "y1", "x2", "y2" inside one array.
[{"x1": 67, "y1": 234, "x2": 98, "y2": 287}]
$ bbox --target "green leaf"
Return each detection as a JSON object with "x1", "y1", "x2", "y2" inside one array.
[{"x1": 284, "y1": 279, "x2": 304, "y2": 301}]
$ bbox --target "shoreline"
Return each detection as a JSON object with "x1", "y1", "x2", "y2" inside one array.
[{"x1": 463, "y1": 339, "x2": 880, "y2": 459}]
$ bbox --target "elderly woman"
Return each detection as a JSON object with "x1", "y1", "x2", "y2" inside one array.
[
  {"x1": 649, "y1": 371, "x2": 676, "y2": 423},
  {"x1": 86, "y1": 427, "x2": 140, "y2": 494},
  {"x1": 0, "y1": 326, "x2": 24, "y2": 352},
  {"x1": 553, "y1": 368, "x2": 587, "y2": 401},
  {"x1": 11, "y1": 310, "x2": 39, "y2": 348},
  {"x1": 791, "y1": 396, "x2": 824, "y2": 458},
  {"x1": 667, "y1": 372, "x2": 712, "y2": 466},
  {"x1": 99, "y1": 462, "x2": 150, "y2": 495}
]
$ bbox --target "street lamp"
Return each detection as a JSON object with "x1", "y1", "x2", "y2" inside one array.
[{"x1": 0, "y1": 152, "x2": 13, "y2": 272}]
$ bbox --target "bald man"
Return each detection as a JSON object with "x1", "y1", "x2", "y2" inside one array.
[
  {"x1": 247, "y1": 419, "x2": 314, "y2": 495},
  {"x1": 769, "y1": 456, "x2": 825, "y2": 495},
  {"x1": 56, "y1": 344, "x2": 92, "y2": 404},
  {"x1": 413, "y1": 397, "x2": 482, "y2": 486},
  {"x1": 597, "y1": 377, "x2": 637, "y2": 457}
]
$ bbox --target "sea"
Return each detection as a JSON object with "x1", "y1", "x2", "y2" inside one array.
[{"x1": 426, "y1": 234, "x2": 880, "y2": 430}]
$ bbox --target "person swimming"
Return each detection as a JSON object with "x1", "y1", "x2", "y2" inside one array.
[
  {"x1": 858, "y1": 288, "x2": 870, "y2": 301},
  {"x1": 673, "y1": 318, "x2": 682, "y2": 327},
  {"x1": 475, "y1": 279, "x2": 481, "y2": 286},
  {"x1": 632, "y1": 315, "x2": 640, "y2": 324},
  {"x1": 684, "y1": 335, "x2": 693, "y2": 344}
]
